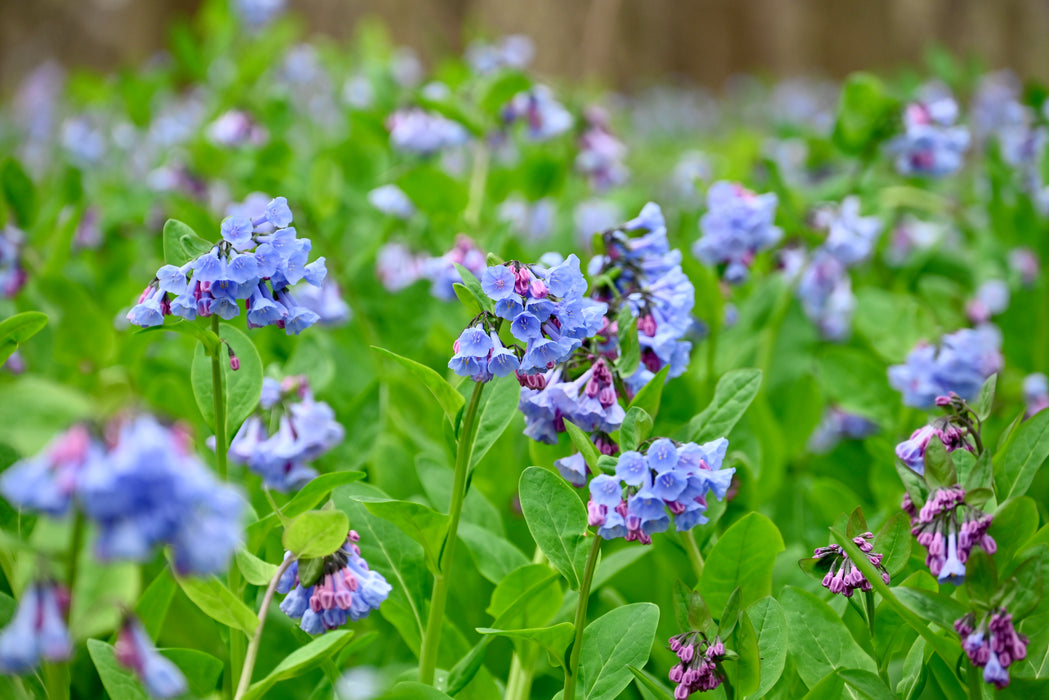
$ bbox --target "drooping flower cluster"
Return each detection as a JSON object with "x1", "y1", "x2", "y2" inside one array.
[
  {"x1": 668, "y1": 632, "x2": 727, "y2": 696},
  {"x1": 895, "y1": 422, "x2": 973, "y2": 475},
  {"x1": 587, "y1": 438, "x2": 734, "y2": 544},
  {"x1": 888, "y1": 326, "x2": 1003, "y2": 409},
  {"x1": 127, "y1": 196, "x2": 328, "y2": 335},
  {"x1": 590, "y1": 203, "x2": 697, "y2": 393},
  {"x1": 0, "y1": 581, "x2": 71, "y2": 674},
  {"x1": 807, "y1": 407, "x2": 878, "y2": 453},
  {"x1": 293, "y1": 278, "x2": 352, "y2": 326},
  {"x1": 888, "y1": 85, "x2": 970, "y2": 177},
  {"x1": 502, "y1": 86, "x2": 574, "y2": 141},
  {"x1": 386, "y1": 107, "x2": 470, "y2": 155},
  {"x1": 966, "y1": 280, "x2": 1010, "y2": 324},
  {"x1": 376, "y1": 235, "x2": 487, "y2": 302},
  {"x1": 1024, "y1": 373, "x2": 1049, "y2": 418},
  {"x1": 277, "y1": 532, "x2": 392, "y2": 634},
  {"x1": 903, "y1": 487, "x2": 996, "y2": 585},
  {"x1": 0, "y1": 225, "x2": 27, "y2": 298},
  {"x1": 517, "y1": 358, "x2": 624, "y2": 445},
  {"x1": 115, "y1": 616, "x2": 188, "y2": 699},
  {"x1": 811, "y1": 532, "x2": 890, "y2": 597},
  {"x1": 227, "y1": 376, "x2": 344, "y2": 491},
  {"x1": 0, "y1": 417, "x2": 244, "y2": 576},
  {"x1": 693, "y1": 181, "x2": 782, "y2": 284},
  {"x1": 576, "y1": 106, "x2": 628, "y2": 191},
  {"x1": 955, "y1": 608, "x2": 1029, "y2": 689}
]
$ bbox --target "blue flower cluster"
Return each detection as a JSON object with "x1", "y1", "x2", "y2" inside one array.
[
  {"x1": 228, "y1": 376, "x2": 345, "y2": 491},
  {"x1": 693, "y1": 181, "x2": 782, "y2": 284},
  {"x1": 807, "y1": 407, "x2": 878, "y2": 454},
  {"x1": 0, "y1": 581, "x2": 71, "y2": 674},
  {"x1": 277, "y1": 532, "x2": 392, "y2": 634},
  {"x1": 0, "y1": 417, "x2": 244, "y2": 576},
  {"x1": 386, "y1": 107, "x2": 470, "y2": 155},
  {"x1": 465, "y1": 34, "x2": 534, "y2": 75},
  {"x1": 518, "y1": 359, "x2": 624, "y2": 444},
  {"x1": 368, "y1": 184, "x2": 416, "y2": 219},
  {"x1": 586, "y1": 438, "x2": 734, "y2": 544},
  {"x1": 888, "y1": 326, "x2": 1003, "y2": 409},
  {"x1": 449, "y1": 255, "x2": 606, "y2": 382},
  {"x1": 888, "y1": 87, "x2": 970, "y2": 177},
  {"x1": 591, "y1": 202, "x2": 697, "y2": 393},
  {"x1": 576, "y1": 107, "x2": 628, "y2": 191},
  {"x1": 502, "y1": 86, "x2": 574, "y2": 141},
  {"x1": 127, "y1": 196, "x2": 328, "y2": 335},
  {"x1": 115, "y1": 616, "x2": 187, "y2": 699},
  {"x1": 377, "y1": 235, "x2": 487, "y2": 302}
]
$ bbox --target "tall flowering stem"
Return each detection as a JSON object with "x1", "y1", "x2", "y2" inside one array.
[
  {"x1": 563, "y1": 534, "x2": 602, "y2": 700},
  {"x1": 419, "y1": 381, "x2": 486, "y2": 684},
  {"x1": 234, "y1": 554, "x2": 297, "y2": 700},
  {"x1": 211, "y1": 316, "x2": 229, "y2": 480},
  {"x1": 682, "y1": 530, "x2": 705, "y2": 581}
]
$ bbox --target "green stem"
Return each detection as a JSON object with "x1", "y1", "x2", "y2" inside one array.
[
  {"x1": 418, "y1": 381, "x2": 486, "y2": 684},
  {"x1": 464, "y1": 143, "x2": 489, "y2": 229},
  {"x1": 705, "y1": 319, "x2": 719, "y2": 400},
  {"x1": 65, "y1": 511, "x2": 85, "y2": 594},
  {"x1": 210, "y1": 315, "x2": 229, "y2": 481},
  {"x1": 264, "y1": 488, "x2": 291, "y2": 527},
  {"x1": 563, "y1": 535, "x2": 603, "y2": 700},
  {"x1": 966, "y1": 659, "x2": 982, "y2": 700},
  {"x1": 682, "y1": 530, "x2": 705, "y2": 583},
  {"x1": 234, "y1": 555, "x2": 296, "y2": 700},
  {"x1": 863, "y1": 590, "x2": 876, "y2": 638}
]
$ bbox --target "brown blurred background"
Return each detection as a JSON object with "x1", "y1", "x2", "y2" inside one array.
[{"x1": 3, "y1": 0, "x2": 1049, "y2": 91}]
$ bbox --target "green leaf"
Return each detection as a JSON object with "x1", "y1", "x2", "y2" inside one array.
[
  {"x1": 677, "y1": 369, "x2": 762, "y2": 443},
  {"x1": 619, "y1": 407, "x2": 653, "y2": 452},
  {"x1": 471, "y1": 375, "x2": 520, "y2": 470},
  {"x1": 175, "y1": 576, "x2": 259, "y2": 635},
  {"x1": 296, "y1": 558, "x2": 325, "y2": 588},
  {"x1": 896, "y1": 637, "x2": 926, "y2": 698},
  {"x1": 564, "y1": 420, "x2": 601, "y2": 473},
  {"x1": 235, "y1": 549, "x2": 279, "y2": 586},
  {"x1": 161, "y1": 649, "x2": 223, "y2": 697},
  {"x1": 452, "y1": 263, "x2": 493, "y2": 313},
  {"x1": 592, "y1": 546, "x2": 651, "y2": 590},
  {"x1": 1, "y1": 158, "x2": 36, "y2": 228},
  {"x1": 87, "y1": 640, "x2": 149, "y2": 700},
  {"x1": 487, "y1": 564, "x2": 563, "y2": 631},
  {"x1": 579, "y1": 602, "x2": 660, "y2": 700},
  {"x1": 698, "y1": 512, "x2": 784, "y2": 612},
  {"x1": 965, "y1": 549, "x2": 998, "y2": 604},
  {"x1": 629, "y1": 666, "x2": 674, "y2": 700},
  {"x1": 518, "y1": 467, "x2": 589, "y2": 589},
  {"x1": 728, "y1": 610, "x2": 760, "y2": 696},
  {"x1": 832, "y1": 72, "x2": 895, "y2": 154},
  {"x1": 71, "y1": 557, "x2": 140, "y2": 639},
  {"x1": 380, "y1": 682, "x2": 455, "y2": 700},
  {"x1": 363, "y1": 499, "x2": 448, "y2": 573},
  {"x1": 0, "y1": 311, "x2": 47, "y2": 363},
  {"x1": 478, "y1": 70, "x2": 532, "y2": 115},
  {"x1": 283, "y1": 471, "x2": 366, "y2": 519},
  {"x1": 162, "y1": 219, "x2": 212, "y2": 266},
  {"x1": 994, "y1": 408, "x2": 1049, "y2": 502},
  {"x1": 992, "y1": 496, "x2": 1039, "y2": 567},
  {"x1": 459, "y1": 522, "x2": 529, "y2": 584},
  {"x1": 452, "y1": 282, "x2": 481, "y2": 314},
  {"x1": 672, "y1": 580, "x2": 712, "y2": 633},
  {"x1": 874, "y1": 512, "x2": 913, "y2": 577},
  {"x1": 372, "y1": 346, "x2": 465, "y2": 421},
  {"x1": 718, "y1": 586, "x2": 742, "y2": 638},
  {"x1": 396, "y1": 165, "x2": 470, "y2": 216},
  {"x1": 628, "y1": 365, "x2": 670, "y2": 421},
  {"x1": 778, "y1": 586, "x2": 877, "y2": 687},
  {"x1": 838, "y1": 669, "x2": 897, "y2": 700},
  {"x1": 242, "y1": 630, "x2": 354, "y2": 700},
  {"x1": 190, "y1": 323, "x2": 263, "y2": 439},
  {"x1": 962, "y1": 450, "x2": 994, "y2": 493},
  {"x1": 747, "y1": 597, "x2": 787, "y2": 698},
  {"x1": 891, "y1": 587, "x2": 967, "y2": 631},
  {"x1": 478, "y1": 623, "x2": 574, "y2": 669},
  {"x1": 134, "y1": 569, "x2": 176, "y2": 641},
  {"x1": 445, "y1": 636, "x2": 493, "y2": 695},
  {"x1": 282, "y1": 509, "x2": 350, "y2": 559},
  {"x1": 975, "y1": 374, "x2": 997, "y2": 421},
  {"x1": 846, "y1": 506, "x2": 869, "y2": 538},
  {"x1": 615, "y1": 308, "x2": 640, "y2": 377},
  {"x1": 894, "y1": 455, "x2": 928, "y2": 509},
  {"x1": 923, "y1": 438, "x2": 956, "y2": 490}
]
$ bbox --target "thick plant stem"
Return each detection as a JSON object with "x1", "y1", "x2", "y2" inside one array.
[
  {"x1": 418, "y1": 381, "x2": 486, "y2": 684},
  {"x1": 682, "y1": 530, "x2": 705, "y2": 582},
  {"x1": 210, "y1": 315, "x2": 228, "y2": 480},
  {"x1": 234, "y1": 555, "x2": 296, "y2": 700},
  {"x1": 563, "y1": 535, "x2": 603, "y2": 700}
]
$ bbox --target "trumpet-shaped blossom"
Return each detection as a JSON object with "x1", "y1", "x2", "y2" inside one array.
[
  {"x1": 811, "y1": 531, "x2": 891, "y2": 598},
  {"x1": 502, "y1": 86, "x2": 573, "y2": 141},
  {"x1": 955, "y1": 608, "x2": 1028, "y2": 689},
  {"x1": 278, "y1": 532, "x2": 392, "y2": 634},
  {"x1": 668, "y1": 632, "x2": 728, "y2": 696},
  {"x1": 895, "y1": 422, "x2": 972, "y2": 474},
  {"x1": 387, "y1": 108, "x2": 469, "y2": 155},
  {"x1": 888, "y1": 87, "x2": 970, "y2": 177},
  {"x1": 367, "y1": 185, "x2": 415, "y2": 219},
  {"x1": 693, "y1": 181, "x2": 782, "y2": 284},
  {"x1": 115, "y1": 616, "x2": 188, "y2": 699},
  {"x1": 1024, "y1": 373, "x2": 1049, "y2": 418},
  {"x1": 228, "y1": 376, "x2": 344, "y2": 491},
  {"x1": 796, "y1": 251, "x2": 855, "y2": 341},
  {"x1": 0, "y1": 582, "x2": 71, "y2": 674},
  {"x1": 127, "y1": 197, "x2": 327, "y2": 336},
  {"x1": 888, "y1": 326, "x2": 1003, "y2": 409},
  {"x1": 903, "y1": 487, "x2": 995, "y2": 585},
  {"x1": 818, "y1": 196, "x2": 882, "y2": 266},
  {"x1": 0, "y1": 424, "x2": 101, "y2": 516},
  {"x1": 587, "y1": 438, "x2": 734, "y2": 544},
  {"x1": 966, "y1": 280, "x2": 1010, "y2": 324}
]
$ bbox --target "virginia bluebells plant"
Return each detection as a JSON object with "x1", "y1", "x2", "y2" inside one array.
[
  {"x1": 502, "y1": 86, "x2": 574, "y2": 141},
  {"x1": 955, "y1": 608, "x2": 1029, "y2": 689},
  {"x1": 0, "y1": 581, "x2": 71, "y2": 674},
  {"x1": 228, "y1": 376, "x2": 345, "y2": 491},
  {"x1": 903, "y1": 486, "x2": 996, "y2": 585},
  {"x1": 807, "y1": 407, "x2": 878, "y2": 453},
  {"x1": 386, "y1": 108, "x2": 470, "y2": 155},
  {"x1": 693, "y1": 181, "x2": 782, "y2": 284},
  {"x1": 668, "y1": 631, "x2": 728, "y2": 696},
  {"x1": 127, "y1": 196, "x2": 328, "y2": 335},
  {"x1": 115, "y1": 615, "x2": 188, "y2": 699},
  {"x1": 576, "y1": 107, "x2": 628, "y2": 192},
  {"x1": 277, "y1": 531, "x2": 392, "y2": 634},
  {"x1": 811, "y1": 531, "x2": 891, "y2": 597},
  {"x1": 888, "y1": 85, "x2": 970, "y2": 177},
  {"x1": 888, "y1": 326, "x2": 1003, "y2": 409},
  {"x1": 0, "y1": 423, "x2": 100, "y2": 516}
]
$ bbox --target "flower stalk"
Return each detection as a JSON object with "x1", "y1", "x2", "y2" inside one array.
[{"x1": 563, "y1": 534, "x2": 602, "y2": 700}]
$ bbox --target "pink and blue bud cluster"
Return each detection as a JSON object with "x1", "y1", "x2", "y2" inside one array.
[
  {"x1": 812, "y1": 532, "x2": 890, "y2": 598},
  {"x1": 128, "y1": 197, "x2": 328, "y2": 335},
  {"x1": 587, "y1": 438, "x2": 734, "y2": 544},
  {"x1": 228, "y1": 376, "x2": 345, "y2": 491},
  {"x1": 277, "y1": 532, "x2": 392, "y2": 635},
  {"x1": 966, "y1": 280, "x2": 1010, "y2": 324},
  {"x1": 0, "y1": 581, "x2": 71, "y2": 674},
  {"x1": 115, "y1": 616, "x2": 188, "y2": 699},
  {"x1": 1, "y1": 417, "x2": 244, "y2": 576},
  {"x1": 888, "y1": 86, "x2": 971, "y2": 177},
  {"x1": 502, "y1": 86, "x2": 574, "y2": 141},
  {"x1": 693, "y1": 181, "x2": 782, "y2": 284},
  {"x1": 517, "y1": 358, "x2": 624, "y2": 445},
  {"x1": 956, "y1": 609, "x2": 1028, "y2": 689},
  {"x1": 668, "y1": 632, "x2": 727, "y2": 696},
  {"x1": 903, "y1": 487, "x2": 995, "y2": 585},
  {"x1": 895, "y1": 422, "x2": 972, "y2": 474},
  {"x1": 888, "y1": 326, "x2": 1003, "y2": 409}
]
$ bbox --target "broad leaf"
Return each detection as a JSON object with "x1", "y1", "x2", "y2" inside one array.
[
  {"x1": 363, "y1": 499, "x2": 448, "y2": 573},
  {"x1": 747, "y1": 597, "x2": 787, "y2": 698},
  {"x1": 995, "y1": 409, "x2": 1049, "y2": 502},
  {"x1": 698, "y1": 512, "x2": 784, "y2": 612},
  {"x1": 778, "y1": 587, "x2": 877, "y2": 687},
  {"x1": 372, "y1": 346, "x2": 465, "y2": 421},
  {"x1": 190, "y1": 323, "x2": 263, "y2": 440},
  {"x1": 282, "y1": 509, "x2": 349, "y2": 559},
  {"x1": 677, "y1": 369, "x2": 762, "y2": 443},
  {"x1": 175, "y1": 576, "x2": 258, "y2": 635},
  {"x1": 579, "y1": 602, "x2": 660, "y2": 700},
  {"x1": 243, "y1": 630, "x2": 354, "y2": 700},
  {"x1": 518, "y1": 467, "x2": 589, "y2": 589}
]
